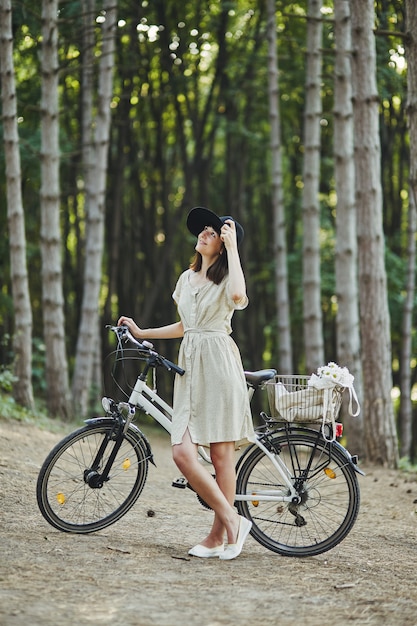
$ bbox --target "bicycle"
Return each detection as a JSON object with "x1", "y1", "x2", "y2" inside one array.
[{"x1": 36, "y1": 325, "x2": 363, "y2": 557}]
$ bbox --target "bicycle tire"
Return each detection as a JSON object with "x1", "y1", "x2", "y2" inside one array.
[
  {"x1": 235, "y1": 431, "x2": 360, "y2": 557},
  {"x1": 36, "y1": 423, "x2": 149, "y2": 533}
]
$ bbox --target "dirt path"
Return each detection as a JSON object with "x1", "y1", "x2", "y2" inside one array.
[{"x1": 1, "y1": 417, "x2": 417, "y2": 626}]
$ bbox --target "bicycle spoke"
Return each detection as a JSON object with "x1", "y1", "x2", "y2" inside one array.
[
  {"x1": 37, "y1": 425, "x2": 149, "y2": 533},
  {"x1": 236, "y1": 432, "x2": 360, "y2": 557}
]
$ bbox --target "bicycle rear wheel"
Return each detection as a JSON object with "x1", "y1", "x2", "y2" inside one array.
[
  {"x1": 36, "y1": 423, "x2": 149, "y2": 533},
  {"x1": 236, "y1": 431, "x2": 360, "y2": 557}
]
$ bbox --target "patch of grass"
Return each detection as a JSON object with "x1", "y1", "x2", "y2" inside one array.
[
  {"x1": 0, "y1": 392, "x2": 78, "y2": 434},
  {"x1": 398, "y1": 456, "x2": 417, "y2": 475}
]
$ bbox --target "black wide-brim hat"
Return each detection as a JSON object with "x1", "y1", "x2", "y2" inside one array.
[{"x1": 187, "y1": 206, "x2": 244, "y2": 247}]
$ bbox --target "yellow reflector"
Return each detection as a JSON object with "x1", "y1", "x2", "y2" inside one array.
[
  {"x1": 122, "y1": 458, "x2": 131, "y2": 470},
  {"x1": 324, "y1": 467, "x2": 336, "y2": 479},
  {"x1": 56, "y1": 492, "x2": 66, "y2": 505},
  {"x1": 251, "y1": 493, "x2": 259, "y2": 507}
]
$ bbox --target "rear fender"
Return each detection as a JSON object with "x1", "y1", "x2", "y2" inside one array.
[
  {"x1": 237, "y1": 428, "x2": 365, "y2": 476},
  {"x1": 332, "y1": 439, "x2": 365, "y2": 476}
]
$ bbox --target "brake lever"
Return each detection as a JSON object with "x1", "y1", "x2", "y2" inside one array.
[{"x1": 106, "y1": 324, "x2": 128, "y2": 337}]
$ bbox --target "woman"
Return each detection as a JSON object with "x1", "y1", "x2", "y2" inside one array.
[{"x1": 118, "y1": 206, "x2": 254, "y2": 560}]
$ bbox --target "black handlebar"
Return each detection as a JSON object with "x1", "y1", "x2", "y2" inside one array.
[
  {"x1": 159, "y1": 355, "x2": 185, "y2": 375},
  {"x1": 107, "y1": 325, "x2": 185, "y2": 376},
  {"x1": 109, "y1": 324, "x2": 148, "y2": 350}
]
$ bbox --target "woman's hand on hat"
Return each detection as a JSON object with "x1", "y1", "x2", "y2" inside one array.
[{"x1": 220, "y1": 219, "x2": 237, "y2": 250}]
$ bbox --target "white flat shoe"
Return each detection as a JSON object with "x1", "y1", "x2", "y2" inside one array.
[
  {"x1": 219, "y1": 516, "x2": 252, "y2": 561},
  {"x1": 188, "y1": 544, "x2": 224, "y2": 558}
]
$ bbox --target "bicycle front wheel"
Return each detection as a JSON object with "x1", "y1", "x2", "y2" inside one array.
[
  {"x1": 36, "y1": 423, "x2": 149, "y2": 533},
  {"x1": 236, "y1": 432, "x2": 360, "y2": 557}
]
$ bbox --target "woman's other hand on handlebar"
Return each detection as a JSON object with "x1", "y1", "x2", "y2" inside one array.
[{"x1": 117, "y1": 316, "x2": 143, "y2": 339}]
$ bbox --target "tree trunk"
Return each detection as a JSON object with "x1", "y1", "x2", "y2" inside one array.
[
  {"x1": 401, "y1": 0, "x2": 417, "y2": 459},
  {"x1": 333, "y1": 0, "x2": 364, "y2": 455},
  {"x1": 40, "y1": 0, "x2": 72, "y2": 420},
  {"x1": 266, "y1": 0, "x2": 292, "y2": 374},
  {"x1": 351, "y1": 0, "x2": 398, "y2": 466},
  {"x1": 71, "y1": 0, "x2": 117, "y2": 415},
  {"x1": 399, "y1": 190, "x2": 417, "y2": 459},
  {"x1": 0, "y1": 0, "x2": 34, "y2": 409},
  {"x1": 302, "y1": 0, "x2": 324, "y2": 373}
]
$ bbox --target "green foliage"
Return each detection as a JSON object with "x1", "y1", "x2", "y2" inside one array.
[
  {"x1": 0, "y1": 366, "x2": 50, "y2": 427},
  {"x1": 0, "y1": 367, "x2": 17, "y2": 393},
  {"x1": 398, "y1": 457, "x2": 417, "y2": 475},
  {"x1": 0, "y1": 390, "x2": 73, "y2": 433},
  {"x1": 0, "y1": 0, "x2": 414, "y2": 447},
  {"x1": 0, "y1": 392, "x2": 30, "y2": 421},
  {"x1": 31, "y1": 337, "x2": 47, "y2": 396}
]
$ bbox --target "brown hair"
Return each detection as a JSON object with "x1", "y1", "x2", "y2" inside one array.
[{"x1": 190, "y1": 250, "x2": 228, "y2": 284}]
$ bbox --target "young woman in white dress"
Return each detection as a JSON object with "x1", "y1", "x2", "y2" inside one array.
[{"x1": 118, "y1": 207, "x2": 254, "y2": 560}]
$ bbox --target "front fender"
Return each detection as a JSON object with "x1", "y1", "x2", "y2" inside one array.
[{"x1": 84, "y1": 417, "x2": 156, "y2": 466}]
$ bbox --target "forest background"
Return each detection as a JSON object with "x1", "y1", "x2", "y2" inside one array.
[{"x1": 0, "y1": 0, "x2": 416, "y2": 468}]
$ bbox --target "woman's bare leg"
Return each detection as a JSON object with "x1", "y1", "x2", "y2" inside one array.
[
  {"x1": 172, "y1": 431, "x2": 239, "y2": 547},
  {"x1": 202, "y1": 442, "x2": 237, "y2": 545}
]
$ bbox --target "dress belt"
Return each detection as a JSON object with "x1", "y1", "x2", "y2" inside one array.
[{"x1": 184, "y1": 328, "x2": 228, "y2": 335}]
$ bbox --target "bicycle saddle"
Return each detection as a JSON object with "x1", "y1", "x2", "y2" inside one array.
[{"x1": 244, "y1": 369, "x2": 277, "y2": 388}]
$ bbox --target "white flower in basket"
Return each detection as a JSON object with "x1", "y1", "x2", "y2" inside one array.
[
  {"x1": 308, "y1": 362, "x2": 360, "y2": 441},
  {"x1": 312, "y1": 362, "x2": 354, "y2": 387},
  {"x1": 308, "y1": 362, "x2": 360, "y2": 417}
]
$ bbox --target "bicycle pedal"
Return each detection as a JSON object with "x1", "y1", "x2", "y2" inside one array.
[{"x1": 172, "y1": 477, "x2": 188, "y2": 489}]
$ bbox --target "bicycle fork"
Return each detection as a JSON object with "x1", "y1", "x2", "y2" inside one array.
[{"x1": 84, "y1": 401, "x2": 149, "y2": 489}]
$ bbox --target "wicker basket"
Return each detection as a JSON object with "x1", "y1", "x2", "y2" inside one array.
[{"x1": 266, "y1": 375, "x2": 343, "y2": 423}]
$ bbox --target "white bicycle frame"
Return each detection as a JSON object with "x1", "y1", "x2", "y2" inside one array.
[{"x1": 126, "y1": 375, "x2": 300, "y2": 504}]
